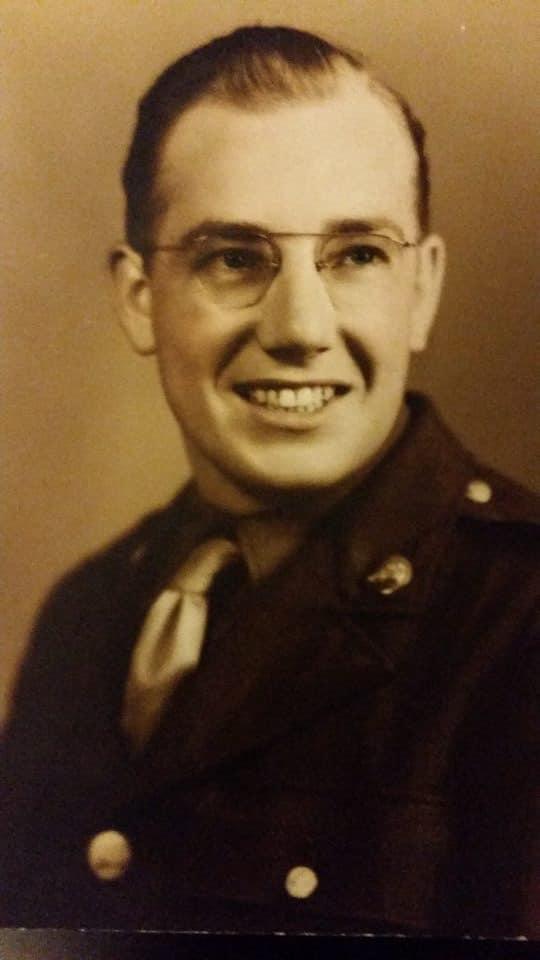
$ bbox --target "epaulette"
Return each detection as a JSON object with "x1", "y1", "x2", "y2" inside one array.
[{"x1": 458, "y1": 464, "x2": 540, "y2": 526}]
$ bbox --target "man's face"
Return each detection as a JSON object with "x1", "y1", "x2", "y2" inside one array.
[{"x1": 118, "y1": 74, "x2": 444, "y2": 512}]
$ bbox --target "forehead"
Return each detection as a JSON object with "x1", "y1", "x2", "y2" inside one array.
[{"x1": 155, "y1": 74, "x2": 419, "y2": 238}]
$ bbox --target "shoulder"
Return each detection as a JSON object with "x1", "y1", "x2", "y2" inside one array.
[
  {"x1": 1, "y1": 486, "x2": 200, "y2": 772},
  {"x1": 458, "y1": 462, "x2": 540, "y2": 528},
  {"x1": 38, "y1": 484, "x2": 195, "y2": 616},
  {"x1": 412, "y1": 392, "x2": 540, "y2": 547},
  {"x1": 416, "y1": 393, "x2": 539, "y2": 528},
  {"x1": 441, "y1": 459, "x2": 540, "y2": 646},
  {"x1": 3, "y1": 487, "x2": 195, "y2": 732},
  {"x1": 453, "y1": 460, "x2": 540, "y2": 582},
  {"x1": 364, "y1": 395, "x2": 540, "y2": 634}
]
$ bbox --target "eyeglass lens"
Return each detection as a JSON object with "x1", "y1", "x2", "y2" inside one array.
[{"x1": 180, "y1": 232, "x2": 410, "y2": 308}]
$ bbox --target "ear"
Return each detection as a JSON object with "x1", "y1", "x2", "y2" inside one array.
[
  {"x1": 408, "y1": 233, "x2": 446, "y2": 352},
  {"x1": 109, "y1": 244, "x2": 156, "y2": 355}
]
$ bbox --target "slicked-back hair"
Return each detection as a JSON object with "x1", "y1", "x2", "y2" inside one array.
[{"x1": 122, "y1": 25, "x2": 431, "y2": 251}]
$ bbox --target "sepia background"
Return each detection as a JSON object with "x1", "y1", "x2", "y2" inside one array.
[{"x1": 2, "y1": 0, "x2": 539, "y2": 722}]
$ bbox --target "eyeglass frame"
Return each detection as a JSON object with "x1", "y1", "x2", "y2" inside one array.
[{"x1": 137, "y1": 228, "x2": 421, "y2": 307}]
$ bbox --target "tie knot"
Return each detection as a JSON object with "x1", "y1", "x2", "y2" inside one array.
[{"x1": 172, "y1": 537, "x2": 240, "y2": 595}]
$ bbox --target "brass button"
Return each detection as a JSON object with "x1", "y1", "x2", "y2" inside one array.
[
  {"x1": 367, "y1": 554, "x2": 413, "y2": 595},
  {"x1": 87, "y1": 830, "x2": 132, "y2": 881},
  {"x1": 466, "y1": 479, "x2": 493, "y2": 504},
  {"x1": 285, "y1": 865, "x2": 319, "y2": 899}
]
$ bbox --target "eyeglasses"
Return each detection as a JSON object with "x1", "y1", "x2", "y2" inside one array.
[{"x1": 140, "y1": 229, "x2": 419, "y2": 309}]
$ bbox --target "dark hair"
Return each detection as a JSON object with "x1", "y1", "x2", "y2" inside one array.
[{"x1": 122, "y1": 25, "x2": 430, "y2": 250}]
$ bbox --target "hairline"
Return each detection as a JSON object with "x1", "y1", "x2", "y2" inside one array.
[{"x1": 145, "y1": 63, "x2": 424, "y2": 249}]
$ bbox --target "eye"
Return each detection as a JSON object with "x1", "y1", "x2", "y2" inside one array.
[
  {"x1": 321, "y1": 234, "x2": 394, "y2": 272},
  {"x1": 194, "y1": 245, "x2": 270, "y2": 277},
  {"x1": 219, "y1": 248, "x2": 263, "y2": 271},
  {"x1": 340, "y1": 243, "x2": 389, "y2": 266}
]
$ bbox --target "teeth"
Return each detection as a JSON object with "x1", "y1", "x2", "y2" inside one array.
[
  {"x1": 297, "y1": 386, "x2": 313, "y2": 407},
  {"x1": 246, "y1": 385, "x2": 338, "y2": 412},
  {"x1": 279, "y1": 388, "x2": 296, "y2": 408}
]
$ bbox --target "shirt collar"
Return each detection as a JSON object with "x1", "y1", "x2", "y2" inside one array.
[{"x1": 169, "y1": 498, "x2": 318, "y2": 584}]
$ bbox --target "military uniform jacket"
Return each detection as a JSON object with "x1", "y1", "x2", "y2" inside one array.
[{"x1": 1, "y1": 395, "x2": 539, "y2": 934}]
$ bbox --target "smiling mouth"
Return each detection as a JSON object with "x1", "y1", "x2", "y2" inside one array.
[{"x1": 234, "y1": 381, "x2": 350, "y2": 413}]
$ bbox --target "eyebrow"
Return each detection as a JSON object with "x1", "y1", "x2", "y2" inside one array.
[
  {"x1": 176, "y1": 221, "x2": 270, "y2": 248},
  {"x1": 324, "y1": 218, "x2": 408, "y2": 242},
  {"x1": 171, "y1": 217, "x2": 409, "y2": 248}
]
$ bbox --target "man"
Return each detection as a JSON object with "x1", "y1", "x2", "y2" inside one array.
[{"x1": 1, "y1": 25, "x2": 538, "y2": 935}]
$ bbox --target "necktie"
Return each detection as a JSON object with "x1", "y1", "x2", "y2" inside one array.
[{"x1": 122, "y1": 537, "x2": 239, "y2": 751}]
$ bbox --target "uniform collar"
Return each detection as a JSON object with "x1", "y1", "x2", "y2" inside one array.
[
  {"x1": 165, "y1": 393, "x2": 473, "y2": 610},
  {"x1": 160, "y1": 486, "x2": 308, "y2": 583},
  {"x1": 335, "y1": 392, "x2": 473, "y2": 613}
]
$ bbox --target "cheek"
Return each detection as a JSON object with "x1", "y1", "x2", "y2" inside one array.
[
  {"x1": 151, "y1": 288, "x2": 212, "y2": 372},
  {"x1": 153, "y1": 278, "x2": 256, "y2": 374},
  {"x1": 343, "y1": 292, "x2": 415, "y2": 371}
]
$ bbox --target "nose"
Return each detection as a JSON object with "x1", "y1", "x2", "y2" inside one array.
[{"x1": 254, "y1": 249, "x2": 336, "y2": 362}]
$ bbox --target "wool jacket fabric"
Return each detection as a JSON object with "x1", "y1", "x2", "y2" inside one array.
[{"x1": 1, "y1": 394, "x2": 539, "y2": 934}]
